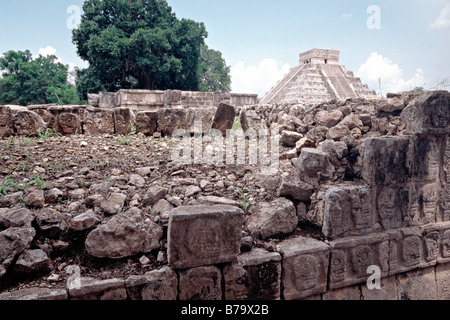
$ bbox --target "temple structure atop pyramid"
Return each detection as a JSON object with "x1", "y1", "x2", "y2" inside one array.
[{"x1": 260, "y1": 49, "x2": 377, "y2": 105}]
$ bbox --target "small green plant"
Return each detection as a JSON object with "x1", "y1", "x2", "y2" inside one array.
[
  {"x1": 32, "y1": 176, "x2": 50, "y2": 190},
  {"x1": 0, "y1": 176, "x2": 19, "y2": 198},
  {"x1": 235, "y1": 187, "x2": 251, "y2": 212},
  {"x1": 36, "y1": 128, "x2": 60, "y2": 141},
  {"x1": 3, "y1": 137, "x2": 15, "y2": 149},
  {"x1": 117, "y1": 134, "x2": 133, "y2": 145},
  {"x1": 231, "y1": 117, "x2": 242, "y2": 131},
  {"x1": 17, "y1": 161, "x2": 29, "y2": 172},
  {"x1": 146, "y1": 206, "x2": 155, "y2": 215}
]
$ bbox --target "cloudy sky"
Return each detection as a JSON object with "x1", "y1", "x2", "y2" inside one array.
[{"x1": 1, "y1": 0, "x2": 449, "y2": 97}]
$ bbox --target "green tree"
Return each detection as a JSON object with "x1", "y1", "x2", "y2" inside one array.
[
  {"x1": 198, "y1": 44, "x2": 231, "y2": 92},
  {"x1": 72, "y1": 0, "x2": 208, "y2": 97},
  {"x1": 0, "y1": 50, "x2": 78, "y2": 105}
]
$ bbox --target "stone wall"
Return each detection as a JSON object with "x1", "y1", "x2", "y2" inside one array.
[
  {"x1": 90, "y1": 89, "x2": 258, "y2": 110},
  {"x1": 0, "y1": 91, "x2": 448, "y2": 301}
]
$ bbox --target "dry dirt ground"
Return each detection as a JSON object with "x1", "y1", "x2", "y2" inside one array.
[{"x1": 0, "y1": 130, "x2": 310, "y2": 294}]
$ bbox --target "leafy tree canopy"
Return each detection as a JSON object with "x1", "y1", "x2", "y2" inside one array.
[
  {"x1": 73, "y1": 0, "x2": 209, "y2": 95},
  {"x1": 198, "y1": 44, "x2": 231, "y2": 92},
  {"x1": 0, "y1": 50, "x2": 78, "y2": 106}
]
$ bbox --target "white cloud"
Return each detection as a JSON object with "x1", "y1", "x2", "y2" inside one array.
[
  {"x1": 230, "y1": 58, "x2": 291, "y2": 97},
  {"x1": 37, "y1": 46, "x2": 76, "y2": 84},
  {"x1": 38, "y1": 46, "x2": 57, "y2": 57},
  {"x1": 356, "y1": 52, "x2": 427, "y2": 94},
  {"x1": 430, "y1": 4, "x2": 450, "y2": 29}
]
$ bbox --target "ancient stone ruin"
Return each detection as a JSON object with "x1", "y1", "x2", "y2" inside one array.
[
  {"x1": 260, "y1": 49, "x2": 377, "y2": 105},
  {"x1": 0, "y1": 86, "x2": 449, "y2": 300}
]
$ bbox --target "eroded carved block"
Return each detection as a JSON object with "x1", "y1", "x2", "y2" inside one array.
[
  {"x1": 223, "y1": 248, "x2": 281, "y2": 300},
  {"x1": 401, "y1": 90, "x2": 450, "y2": 135},
  {"x1": 414, "y1": 136, "x2": 440, "y2": 182},
  {"x1": 280, "y1": 237, "x2": 330, "y2": 299},
  {"x1": 168, "y1": 205, "x2": 244, "y2": 269},
  {"x1": 329, "y1": 233, "x2": 389, "y2": 290},
  {"x1": 376, "y1": 185, "x2": 410, "y2": 229},
  {"x1": 322, "y1": 185, "x2": 374, "y2": 239},
  {"x1": 362, "y1": 137, "x2": 414, "y2": 186},
  {"x1": 178, "y1": 266, "x2": 222, "y2": 300},
  {"x1": 83, "y1": 107, "x2": 115, "y2": 135}
]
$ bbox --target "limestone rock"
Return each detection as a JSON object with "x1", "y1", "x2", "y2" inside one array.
[
  {"x1": 179, "y1": 266, "x2": 222, "y2": 300},
  {"x1": 100, "y1": 193, "x2": 127, "y2": 215},
  {"x1": 0, "y1": 208, "x2": 34, "y2": 229},
  {"x1": 12, "y1": 249, "x2": 49, "y2": 274},
  {"x1": 281, "y1": 130, "x2": 303, "y2": 147},
  {"x1": 277, "y1": 174, "x2": 314, "y2": 202},
  {"x1": 129, "y1": 174, "x2": 145, "y2": 188},
  {"x1": 126, "y1": 266, "x2": 178, "y2": 300},
  {"x1": 280, "y1": 237, "x2": 330, "y2": 300},
  {"x1": 316, "y1": 109, "x2": 344, "y2": 128},
  {"x1": 297, "y1": 148, "x2": 335, "y2": 184},
  {"x1": 185, "y1": 107, "x2": 215, "y2": 134},
  {"x1": 85, "y1": 209, "x2": 163, "y2": 259},
  {"x1": 135, "y1": 111, "x2": 158, "y2": 136},
  {"x1": 326, "y1": 125, "x2": 351, "y2": 141},
  {"x1": 157, "y1": 108, "x2": 187, "y2": 136},
  {"x1": 34, "y1": 208, "x2": 70, "y2": 238},
  {"x1": 0, "y1": 227, "x2": 36, "y2": 278},
  {"x1": 48, "y1": 106, "x2": 85, "y2": 135},
  {"x1": 69, "y1": 210, "x2": 100, "y2": 232},
  {"x1": 0, "y1": 287, "x2": 67, "y2": 301},
  {"x1": 211, "y1": 103, "x2": 236, "y2": 136},
  {"x1": 142, "y1": 185, "x2": 168, "y2": 206},
  {"x1": 168, "y1": 205, "x2": 244, "y2": 269},
  {"x1": 247, "y1": 198, "x2": 297, "y2": 240},
  {"x1": 10, "y1": 107, "x2": 46, "y2": 136},
  {"x1": 83, "y1": 107, "x2": 115, "y2": 135},
  {"x1": 114, "y1": 107, "x2": 135, "y2": 135},
  {"x1": 24, "y1": 189, "x2": 45, "y2": 208}
]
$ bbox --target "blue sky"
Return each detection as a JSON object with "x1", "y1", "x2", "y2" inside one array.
[{"x1": 1, "y1": 0, "x2": 449, "y2": 97}]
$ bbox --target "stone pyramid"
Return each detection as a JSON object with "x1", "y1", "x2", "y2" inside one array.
[{"x1": 260, "y1": 49, "x2": 377, "y2": 105}]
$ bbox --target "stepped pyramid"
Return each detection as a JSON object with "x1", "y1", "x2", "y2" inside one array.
[{"x1": 260, "y1": 49, "x2": 377, "y2": 105}]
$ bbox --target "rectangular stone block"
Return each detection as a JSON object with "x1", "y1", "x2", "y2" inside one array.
[
  {"x1": 179, "y1": 266, "x2": 222, "y2": 300},
  {"x1": 125, "y1": 266, "x2": 177, "y2": 300},
  {"x1": 436, "y1": 262, "x2": 450, "y2": 300},
  {"x1": 376, "y1": 185, "x2": 411, "y2": 229},
  {"x1": 322, "y1": 185, "x2": 374, "y2": 239},
  {"x1": 280, "y1": 237, "x2": 330, "y2": 299},
  {"x1": 329, "y1": 233, "x2": 389, "y2": 290},
  {"x1": 223, "y1": 248, "x2": 281, "y2": 300},
  {"x1": 362, "y1": 136, "x2": 414, "y2": 186},
  {"x1": 396, "y1": 267, "x2": 437, "y2": 300},
  {"x1": 413, "y1": 136, "x2": 440, "y2": 183},
  {"x1": 388, "y1": 228, "x2": 432, "y2": 276},
  {"x1": 83, "y1": 107, "x2": 115, "y2": 135},
  {"x1": 168, "y1": 205, "x2": 244, "y2": 269},
  {"x1": 401, "y1": 90, "x2": 450, "y2": 135}
]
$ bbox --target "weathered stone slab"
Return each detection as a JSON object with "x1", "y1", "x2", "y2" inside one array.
[
  {"x1": 178, "y1": 265, "x2": 222, "y2": 300},
  {"x1": 10, "y1": 107, "x2": 46, "y2": 136},
  {"x1": 85, "y1": 208, "x2": 163, "y2": 259},
  {"x1": 329, "y1": 233, "x2": 389, "y2": 290},
  {"x1": 168, "y1": 205, "x2": 244, "y2": 269},
  {"x1": 114, "y1": 107, "x2": 135, "y2": 135},
  {"x1": 413, "y1": 136, "x2": 440, "y2": 183},
  {"x1": 297, "y1": 148, "x2": 335, "y2": 185},
  {"x1": 280, "y1": 237, "x2": 330, "y2": 300},
  {"x1": 157, "y1": 108, "x2": 187, "y2": 136},
  {"x1": 401, "y1": 90, "x2": 450, "y2": 135},
  {"x1": 83, "y1": 107, "x2": 115, "y2": 135},
  {"x1": 436, "y1": 262, "x2": 450, "y2": 300},
  {"x1": 135, "y1": 110, "x2": 158, "y2": 136},
  {"x1": 246, "y1": 198, "x2": 297, "y2": 240},
  {"x1": 223, "y1": 248, "x2": 281, "y2": 300},
  {"x1": 362, "y1": 136, "x2": 414, "y2": 186},
  {"x1": 277, "y1": 173, "x2": 314, "y2": 202},
  {"x1": 376, "y1": 184, "x2": 411, "y2": 230},
  {"x1": 67, "y1": 269, "x2": 126, "y2": 300},
  {"x1": 321, "y1": 185, "x2": 374, "y2": 239},
  {"x1": 0, "y1": 287, "x2": 68, "y2": 300},
  {"x1": 126, "y1": 266, "x2": 177, "y2": 300},
  {"x1": 212, "y1": 103, "x2": 236, "y2": 136},
  {"x1": 185, "y1": 107, "x2": 215, "y2": 134},
  {"x1": 0, "y1": 208, "x2": 34, "y2": 229},
  {"x1": 48, "y1": 106, "x2": 86, "y2": 135},
  {"x1": 360, "y1": 275, "x2": 398, "y2": 300},
  {"x1": 396, "y1": 267, "x2": 437, "y2": 300},
  {"x1": 0, "y1": 227, "x2": 36, "y2": 278}
]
